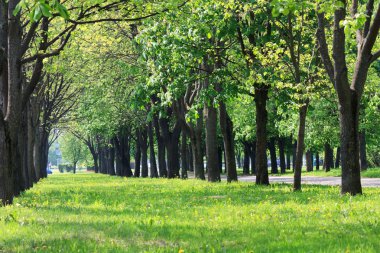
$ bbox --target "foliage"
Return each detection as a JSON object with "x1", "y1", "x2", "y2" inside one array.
[{"x1": 59, "y1": 133, "x2": 90, "y2": 169}]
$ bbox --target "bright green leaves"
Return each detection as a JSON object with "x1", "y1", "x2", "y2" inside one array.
[
  {"x1": 13, "y1": 0, "x2": 69, "y2": 22},
  {"x1": 271, "y1": 0, "x2": 313, "y2": 17},
  {"x1": 341, "y1": 13, "x2": 367, "y2": 37}
]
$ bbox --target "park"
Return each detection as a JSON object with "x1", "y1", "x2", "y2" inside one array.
[{"x1": 1, "y1": 0, "x2": 380, "y2": 252}]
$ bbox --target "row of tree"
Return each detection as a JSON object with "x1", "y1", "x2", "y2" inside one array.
[{"x1": 1, "y1": 0, "x2": 380, "y2": 205}]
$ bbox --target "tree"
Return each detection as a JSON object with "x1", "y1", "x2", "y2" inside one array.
[
  {"x1": 60, "y1": 134, "x2": 89, "y2": 173},
  {"x1": 316, "y1": 0, "x2": 380, "y2": 195}
]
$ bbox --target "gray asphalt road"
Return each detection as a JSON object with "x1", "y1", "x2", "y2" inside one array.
[{"x1": 230, "y1": 175, "x2": 380, "y2": 187}]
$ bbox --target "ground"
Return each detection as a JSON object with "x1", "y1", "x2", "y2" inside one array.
[{"x1": 1, "y1": 173, "x2": 380, "y2": 252}]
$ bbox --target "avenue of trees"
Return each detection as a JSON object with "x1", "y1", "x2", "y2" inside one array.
[{"x1": 1, "y1": 0, "x2": 380, "y2": 205}]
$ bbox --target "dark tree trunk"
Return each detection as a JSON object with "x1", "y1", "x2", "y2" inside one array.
[
  {"x1": 292, "y1": 141, "x2": 297, "y2": 171},
  {"x1": 20, "y1": 109, "x2": 29, "y2": 190},
  {"x1": 294, "y1": 104, "x2": 308, "y2": 191},
  {"x1": 243, "y1": 142, "x2": 250, "y2": 175},
  {"x1": 316, "y1": 152, "x2": 320, "y2": 171},
  {"x1": 190, "y1": 110, "x2": 205, "y2": 180},
  {"x1": 27, "y1": 102, "x2": 37, "y2": 184},
  {"x1": 335, "y1": 147, "x2": 341, "y2": 168},
  {"x1": 108, "y1": 143, "x2": 115, "y2": 176},
  {"x1": 188, "y1": 144, "x2": 194, "y2": 172},
  {"x1": 236, "y1": 151, "x2": 241, "y2": 168},
  {"x1": 306, "y1": 150, "x2": 313, "y2": 172},
  {"x1": 255, "y1": 86, "x2": 269, "y2": 185},
  {"x1": 148, "y1": 122, "x2": 158, "y2": 178},
  {"x1": 181, "y1": 129, "x2": 188, "y2": 179},
  {"x1": 39, "y1": 132, "x2": 49, "y2": 179},
  {"x1": 250, "y1": 142, "x2": 256, "y2": 175},
  {"x1": 0, "y1": 126, "x2": 14, "y2": 205},
  {"x1": 268, "y1": 137, "x2": 278, "y2": 174},
  {"x1": 323, "y1": 143, "x2": 334, "y2": 172},
  {"x1": 219, "y1": 101, "x2": 237, "y2": 182},
  {"x1": 160, "y1": 116, "x2": 181, "y2": 178},
  {"x1": 278, "y1": 137, "x2": 286, "y2": 174},
  {"x1": 134, "y1": 130, "x2": 141, "y2": 177},
  {"x1": 359, "y1": 131, "x2": 368, "y2": 171},
  {"x1": 140, "y1": 127, "x2": 148, "y2": 178},
  {"x1": 339, "y1": 99, "x2": 362, "y2": 195},
  {"x1": 205, "y1": 101, "x2": 220, "y2": 182},
  {"x1": 153, "y1": 115, "x2": 167, "y2": 177}
]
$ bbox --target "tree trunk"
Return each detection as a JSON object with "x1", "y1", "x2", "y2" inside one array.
[
  {"x1": 293, "y1": 103, "x2": 308, "y2": 191},
  {"x1": 323, "y1": 143, "x2": 334, "y2": 172},
  {"x1": 188, "y1": 144, "x2": 193, "y2": 172},
  {"x1": 359, "y1": 131, "x2": 368, "y2": 171},
  {"x1": 153, "y1": 115, "x2": 167, "y2": 177},
  {"x1": 148, "y1": 122, "x2": 158, "y2": 178},
  {"x1": 243, "y1": 142, "x2": 250, "y2": 175},
  {"x1": 160, "y1": 117, "x2": 181, "y2": 178},
  {"x1": 108, "y1": 143, "x2": 116, "y2": 176},
  {"x1": 190, "y1": 110, "x2": 205, "y2": 180},
  {"x1": 340, "y1": 100, "x2": 362, "y2": 195},
  {"x1": 316, "y1": 152, "x2": 320, "y2": 171},
  {"x1": 278, "y1": 137, "x2": 286, "y2": 174},
  {"x1": 219, "y1": 101, "x2": 237, "y2": 182},
  {"x1": 268, "y1": 137, "x2": 278, "y2": 174},
  {"x1": 140, "y1": 127, "x2": 148, "y2": 178},
  {"x1": 306, "y1": 150, "x2": 313, "y2": 172},
  {"x1": 205, "y1": 101, "x2": 220, "y2": 182},
  {"x1": 134, "y1": 130, "x2": 141, "y2": 177},
  {"x1": 255, "y1": 86, "x2": 269, "y2": 185},
  {"x1": 236, "y1": 151, "x2": 241, "y2": 168},
  {"x1": 335, "y1": 147, "x2": 341, "y2": 168},
  {"x1": 181, "y1": 129, "x2": 188, "y2": 179}
]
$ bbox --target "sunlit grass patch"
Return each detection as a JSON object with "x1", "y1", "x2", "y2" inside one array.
[{"x1": 1, "y1": 173, "x2": 380, "y2": 252}]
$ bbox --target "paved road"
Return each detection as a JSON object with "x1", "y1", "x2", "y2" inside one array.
[{"x1": 227, "y1": 175, "x2": 380, "y2": 187}]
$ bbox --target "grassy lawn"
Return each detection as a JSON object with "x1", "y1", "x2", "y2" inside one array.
[
  {"x1": 236, "y1": 167, "x2": 380, "y2": 178},
  {"x1": 1, "y1": 174, "x2": 380, "y2": 252}
]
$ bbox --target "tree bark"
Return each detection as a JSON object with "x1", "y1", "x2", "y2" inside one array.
[
  {"x1": 153, "y1": 115, "x2": 167, "y2": 177},
  {"x1": 255, "y1": 86, "x2": 269, "y2": 185},
  {"x1": 335, "y1": 147, "x2": 341, "y2": 168},
  {"x1": 306, "y1": 150, "x2": 313, "y2": 172},
  {"x1": 294, "y1": 103, "x2": 308, "y2": 191},
  {"x1": 181, "y1": 129, "x2": 188, "y2": 179},
  {"x1": 205, "y1": 101, "x2": 220, "y2": 182},
  {"x1": 140, "y1": 127, "x2": 148, "y2": 178},
  {"x1": 243, "y1": 142, "x2": 250, "y2": 175},
  {"x1": 315, "y1": 152, "x2": 320, "y2": 171},
  {"x1": 190, "y1": 109, "x2": 205, "y2": 180},
  {"x1": 268, "y1": 137, "x2": 278, "y2": 174},
  {"x1": 219, "y1": 101, "x2": 237, "y2": 182},
  {"x1": 340, "y1": 100, "x2": 362, "y2": 194},
  {"x1": 323, "y1": 143, "x2": 334, "y2": 172},
  {"x1": 278, "y1": 137, "x2": 286, "y2": 174},
  {"x1": 236, "y1": 150, "x2": 241, "y2": 168},
  {"x1": 134, "y1": 130, "x2": 141, "y2": 177},
  {"x1": 148, "y1": 122, "x2": 158, "y2": 178}
]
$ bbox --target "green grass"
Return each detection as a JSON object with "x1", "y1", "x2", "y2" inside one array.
[
  {"x1": 1, "y1": 174, "x2": 380, "y2": 252},
  {"x1": 236, "y1": 167, "x2": 380, "y2": 178}
]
